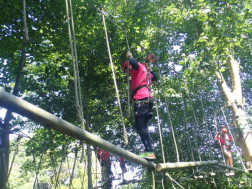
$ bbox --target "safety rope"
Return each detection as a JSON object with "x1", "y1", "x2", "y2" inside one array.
[
  {"x1": 183, "y1": 78, "x2": 203, "y2": 161},
  {"x1": 154, "y1": 92, "x2": 166, "y2": 163},
  {"x1": 55, "y1": 145, "x2": 66, "y2": 188},
  {"x1": 48, "y1": 152, "x2": 59, "y2": 188},
  {"x1": 65, "y1": 1, "x2": 87, "y2": 178},
  {"x1": 198, "y1": 90, "x2": 214, "y2": 161},
  {"x1": 101, "y1": 7, "x2": 128, "y2": 146},
  {"x1": 79, "y1": 150, "x2": 88, "y2": 189},
  {"x1": 179, "y1": 88, "x2": 195, "y2": 162},
  {"x1": 66, "y1": 154, "x2": 74, "y2": 189},
  {"x1": 124, "y1": 32, "x2": 131, "y2": 118},
  {"x1": 161, "y1": 175, "x2": 165, "y2": 189},
  {"x1": 171, "y1": 166, "x2": 207, "y2": 188},
  {"x1": 70, "y1": 147, "x2": 78, "y2": 187},
  {"x1": 65, "y1": 0, "x2": 85, "y2": 129},
  {"x1": 165, "y1": 172, "x2": 185, "y2": 189},
  {"x1": 174, "y1": 78, "x2": 199, "y2": 181},
  {"x1": 155, "y1": 57, "x2": 179, "y2": 162},
  {"x1": 152, "y1": 171, "x2": 155, "y2": 189},
  {"x1": 209, "y1": 100, "x2": 226, "y2": 163},
  {"x1": 32, "y1": 141, "x2": 47, "y2": 189}
]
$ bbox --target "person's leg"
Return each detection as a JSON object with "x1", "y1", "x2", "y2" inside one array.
[
  {"x1": 143, "y1": 115, "x2": 153, "y2": 152},
  {"x1": 226, "y1": 157, "x2": 230, "y2": 166},
  {"x1": 146, "y1": 98, "x2": 154, "y2": 152},
  {"x1": 107, "y1": 164, "x2": 114, "y2": 179},
  {"x1": 134, "y1": 99, "x2": 154, "y2": 157},
  {"x1": 228, "y1": 151, "x2": 233, "y2": 167},
  {"x1": 135, "y1": 115, "x2": 151, "y2": 152},
  {"x1": 223, "y1": 149, "x2": 230, "y2": 166}
]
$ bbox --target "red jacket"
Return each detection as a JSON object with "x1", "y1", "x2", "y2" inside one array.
[
  {"x1": 98, "y1": 150, "x2": 111, "y2": 164},
  {"x1": 131, "y1": 63, "x2": 153, "y2": 100},
  {"x1": 216, "y1": 134, "x2": 232, "y2": 145}
]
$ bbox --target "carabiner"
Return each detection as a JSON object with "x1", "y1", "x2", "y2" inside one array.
[{"x1": 148, "y1": 54, "x2": 155, "y2": 62}]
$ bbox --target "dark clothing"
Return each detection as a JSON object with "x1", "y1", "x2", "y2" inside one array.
[
  {"x1": 106, "y1": 164, "x2": 113, "y2": 175},
  {"x1": 134, "y1": 98, "x2": 154, "y2": 152},
  {"x1": 119, "y1": 157, "x2": 127, "y2": 172}
]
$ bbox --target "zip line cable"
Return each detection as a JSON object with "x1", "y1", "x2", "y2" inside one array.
[{"x1": 101, "y1": 7, "x2": 128, "y2": 146}]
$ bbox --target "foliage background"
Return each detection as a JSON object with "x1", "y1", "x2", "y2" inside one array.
[{"x1": 1, "y1": 0, "x2": 252, "y2": 188}]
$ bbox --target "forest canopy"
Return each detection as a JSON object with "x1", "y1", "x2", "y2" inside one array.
[{"x1": 1, "y1": 0, "x2": 252, "y2": 188}]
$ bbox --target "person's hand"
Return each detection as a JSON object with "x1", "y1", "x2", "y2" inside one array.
[{"x1": 126, "y1": 51, "x2": 132, "y2": 58}]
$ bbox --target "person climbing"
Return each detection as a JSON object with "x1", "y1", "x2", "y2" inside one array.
[
  {"x1": 97, "y1": 149, "x2": 114, "y2": 179},
  {"x1": 122, "y1": 51, "x2": 158, "y2": 160},
  {"x1": 215, "y1": 127, "x2": 234, "y2": 167},
  {"x1": 119, "y1": 157, "x2": 127, "y2": 173}
]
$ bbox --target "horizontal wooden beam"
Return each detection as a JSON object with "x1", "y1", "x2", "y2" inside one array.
[
  {"x1": 157, "y1": 161, "x2": 247, "y2": 173},
  {"x1": 218, "y1": 163, "x2": 247, "y2": 173},
  {"x1": 0, "y1": 89, "x2": 155, "y2": 170},
  {"x1": 156, "y1": 161, "x2": 219, "y2": 171}
]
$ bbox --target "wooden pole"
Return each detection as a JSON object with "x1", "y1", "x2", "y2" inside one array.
[
  {"x1": 217, "y1": 163, "x2": 247, "y2": 173},
  {"x1": 156, "y1": 161, "x2": 219, "y2": 171},
  {"x1": 156, "y1": 161, "x2": 247, "y2": 173},
  {"x1": 0, "y1": 89, "x2": 155, "y2": 170}
]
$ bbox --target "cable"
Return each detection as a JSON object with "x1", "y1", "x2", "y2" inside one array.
[
  {"x1": 101, "y1": 7, "x2": 128, "y2": 146},
  {"x1": 155, "y1": 58, "x2": 180, "y2": 162},
  {"x1": 154, "y1": 93, "x2": 166, "y2": 163},
  {"x1": 198, "y1": 89, "x2": 214, "y2": 161},
  {"x1": 32, "y1": 142, "x2": 48, "y2": 189},
  {"x1": 182, "y1": 78, "x2": 203, "y2": 161},
  {"x1": 65, "y1": 0, "x2": 85, "y2": 129}
]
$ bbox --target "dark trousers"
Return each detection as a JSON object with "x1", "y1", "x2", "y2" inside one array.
[{"x1": 134, "y1": 98, "x2": 153, "y2": 152}]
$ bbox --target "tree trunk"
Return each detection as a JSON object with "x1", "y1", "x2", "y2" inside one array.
[
  {"x1": 87, "y1": 144, "x2": 93, "y2": 189},
  {"x1": 0, "y1": 46, "x2": 26, "y2": 189},
  {"x1": 216, "y1": 53, "x2": 252, "y2": 169}
]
